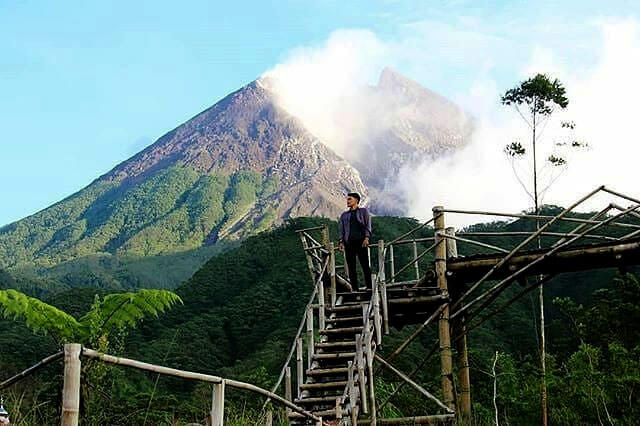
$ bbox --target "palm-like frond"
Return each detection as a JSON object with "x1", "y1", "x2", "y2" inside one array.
[
  {"x1": 79, "y1": 289, "x2": 182, "y2": 339},
  {"x1": 0, "y1": 289, "x2": 81, "y2": 342}
]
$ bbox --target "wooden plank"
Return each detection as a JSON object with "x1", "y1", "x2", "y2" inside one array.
[
  {"x1": 61, "y1": 344, "x2": 81, "y2": 426},
  {"x1": 330, "y1": 242, "x2": 337, "y2": 307},
  {"x1": 389, "y1": 244, "x2": 395, "y2": 283}
]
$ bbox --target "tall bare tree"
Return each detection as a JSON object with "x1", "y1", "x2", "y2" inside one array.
[{"x1": 501, "y1": 73, "x2": 587, "y2": 425}]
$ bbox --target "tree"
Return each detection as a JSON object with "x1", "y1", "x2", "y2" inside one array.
[
  {"x1": 0, "y1": 288, "x2": 182, "y2": 347},
  {"x1": 501, "y1": 73, "x2": 587, "y2": 426}
]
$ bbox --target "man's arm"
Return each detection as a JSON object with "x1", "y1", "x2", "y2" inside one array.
[
  {"x1": 363, "y1": 208, "x2": 372, "y2": 238},
  {"x1": 338, "y1": 213, "x2": 345, "y2": 250}
]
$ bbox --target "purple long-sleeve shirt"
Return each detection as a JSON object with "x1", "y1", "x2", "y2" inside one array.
[{"x1": 338, "y1": 207, "x2": 372, "y2": 243}]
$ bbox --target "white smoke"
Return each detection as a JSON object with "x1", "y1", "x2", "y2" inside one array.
[{"x1": 263, "y1": 19, "x2": 640, "y2": 227}]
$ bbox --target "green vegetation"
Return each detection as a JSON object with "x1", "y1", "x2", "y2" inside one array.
[
  {"x1": 1, "y1": 215, "x2": 639, "y2": 424},
  {"x1": 0, "y1": 166, "x2": 279, "y2": 293}
]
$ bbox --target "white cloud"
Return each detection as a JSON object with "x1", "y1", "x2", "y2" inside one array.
[{"x1": 263, "y1": 18, "x2": 640, "y2": 226}]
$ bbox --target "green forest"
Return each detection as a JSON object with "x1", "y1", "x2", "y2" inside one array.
[{"x1": 1, "y1": 215, "x2": 640, "y2": 425}]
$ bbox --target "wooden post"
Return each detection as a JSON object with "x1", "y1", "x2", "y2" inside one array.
[
  {"x1": 306, "y1": 307, "x2": 314, "y2": 370},
  {"x1": 318, "y1": 273, "x2": 326, "y2": 331},
  {"x1": 413, "y1": 241, "x2": 420, "y2": 280},
  {"x1": 447, "y1": 226, "x2": 471, "y2": 423},
  {"x1": 356, "y1": 334, "x2": 369, "y2": 414},
  {"x1": 434, "y1": 206, "x2": 455, "y2": 411},
  {"x1": 330, "y1": 242, "x2": 337, "y2": 307},
  {"x1": 285, "y1": 367, "x2": 292, "y2": 417},
  {"x1": 265, "y1": 410, "x2": 273, "y2": 426},
  {"x1": 211, "y1": 381, "x2": 225, "y2": 426},
  {"x1": 61, "y1": 343, "x2": 81, "y2": 426},
  {"x1": 296, "y1": 338, "x2": 304, "y2": 398},
  {"x1": 378, "y1": 240, "x2": 389, "y2": 335},
  {"x1": 389, "y1": 244, "x2": 395, "y2": 283}
]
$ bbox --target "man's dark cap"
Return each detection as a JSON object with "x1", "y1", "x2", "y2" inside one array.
[{"x1": 347, "y1": 192, "x2": 361, "y2": 203}]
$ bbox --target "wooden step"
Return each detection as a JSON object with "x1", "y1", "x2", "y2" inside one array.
[
  {"x1": 320, "y1": 326, "x2": 363, "y2": 335},
  {"x1": 326, "y1": 315, "x2": 363, "y2": 324},
  {"x1": 300, "y1": 381, "x2": 348, "y2": 390},
  {"x1": 315, "y1": 341, "x2": 356, "y2": 349},
  {"x1": 314, "y1": 351, "x2": 356, "y2": 360},
  {"x1": 288, "y1": 408, "x2": 339, "y2": 419},
  {"x1": 327, "y1": 303, "x2": 367, "y2": 313},
  {"x1": 306, "y1": 367, "x2": 348, "y2": 376},
  {"x1": 295, "y1": 395, "x2": 340, "y2": 404}
]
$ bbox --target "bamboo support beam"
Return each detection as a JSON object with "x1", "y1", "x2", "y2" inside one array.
[
  {"x1": 433, "y1": 206, "x2": 455, "y2": 411},
  {"x1": 0, "y1": 350, "x2": 63, "y2": 390},
  {"x1": 211, "y1": 381, "x2": 225, "y2": 426},
  {"x1": 374, "y1": 354, "x2": 453, "y2": 413},
  {"x1": 61, "y1": 344, "x2": 81, "y2": 426},
  {"x1": 378, "y1": 240, "x2": 390, "y2": 335}
]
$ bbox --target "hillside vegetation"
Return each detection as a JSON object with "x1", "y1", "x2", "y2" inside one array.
[{"x1": 2, "y1": 215, "x2": 639, "y2": 424}]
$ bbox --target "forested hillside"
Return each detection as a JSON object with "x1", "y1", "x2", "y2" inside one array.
[{"x1": 2, "y1": 215, "x2": 639, "y2": 424}]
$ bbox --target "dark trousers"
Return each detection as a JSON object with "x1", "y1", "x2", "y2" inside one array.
[{"x1": 345, "y1": 239, "x2": 372, "y2": 289}]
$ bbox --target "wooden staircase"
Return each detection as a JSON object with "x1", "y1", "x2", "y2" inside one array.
[{"x1": 289, "y1": 291, "x2": 375, "y2": 425}]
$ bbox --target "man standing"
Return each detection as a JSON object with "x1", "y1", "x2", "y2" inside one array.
[{"x1": 338, "y1": 192, "x2": 373, "y2": 290}]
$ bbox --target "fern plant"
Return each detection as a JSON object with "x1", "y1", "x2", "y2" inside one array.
[{"x1": 0, "y1": 288, "x2": 182, "y2": 346}]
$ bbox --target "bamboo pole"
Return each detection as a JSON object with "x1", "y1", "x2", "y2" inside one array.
[
  {"x1": 366, "y1": 339, "x2": 377, "y2": 426},
  {"x1": 348, "y1": 361, "x2": 357, "y2": 425},
  {"x1": 356, "y1": 334, "x2": 368, "y2": 414},
  {"x1": 285, "y1": 367, "x2": 292, "y2": 417},
  {"x1": 211, "y1": 381, "x2": 225, "y2": 426},
  {"x1": 413, "y1": 241, "x2": 420, "y2": 279},
  {"x1": 265, "y1": 410, "x2": 273, "y2": 426},
  {"x1": 378, "y1": 240, "x2": 389, "y2": 335},
  {"x1": 384, "y1": 217, "x2": 436, "y2": 247},
  {"x1": 441, "y1": 232, "x2": 509, "y2": 254},
  {"x1": 330, "y1": 242, "x2": 337, "y2": 307},
  {"x1": 0, "y1": 351, "x2": 63, "y2": 390},
  {"x1": 389, "y1": 244, "x2": 395, "y2": 283},
  {"x1": 447, "y1": 227, "x2": 471, "y2": 424},
  {"x1": 434, "y1": 206, "x2": 455, "y2": 411},
  {"x1": 306, "y1": 307, "x2": 314, "y2": 370},
  {"x1": 374, "y1": 354, "x2": 452, "y2": 413},
  {"x1": 61, "y1": 344, "x2": 81, "y2": 426},
  {"x1": 373, "y1": 276, "x2": 382, "y2": 346},
  {"x1": 296, "y1": 338, "x2": 304, "y2": 398},
  {"x1": 357, "y1": 414, "x2": 455, "y2": 425}
]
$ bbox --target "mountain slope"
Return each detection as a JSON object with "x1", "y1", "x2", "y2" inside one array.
[{"x1": 0, "y1": 81, "x2": 365, "y2": 272}]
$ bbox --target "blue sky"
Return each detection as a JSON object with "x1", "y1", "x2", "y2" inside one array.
[{"x1": 1, "y1": 0, "x2": 639, "y2": 226}]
